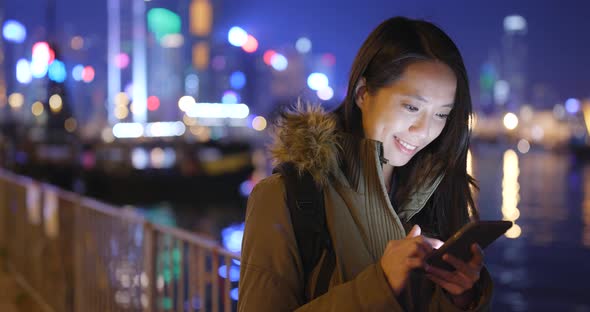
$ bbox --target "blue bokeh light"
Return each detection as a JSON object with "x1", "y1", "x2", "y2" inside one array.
[
  {"x1": 230, "y1": 71, "x2": 246, "y2": 90},
  {"x1": 48, "y1": 60, "x2": 67, "y2": 83},
  {"x1": 2, "y1": 20, "x2": 26, "y2": 43},
  {"x1": 221, "y1": 222, "x2": 244, "y2": 254}
]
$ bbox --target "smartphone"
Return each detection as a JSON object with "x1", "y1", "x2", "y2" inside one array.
[{"x1": 425, "y1": 220, "x2": 513, "y2": 271}]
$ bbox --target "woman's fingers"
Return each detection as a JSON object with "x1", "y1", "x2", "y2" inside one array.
[
  {"x1": 426, "y1": 273, "x2": 464, "y2": 295},
  {"x1": 470, "y1": 244, "x2": 484, "y2": 266},
  {"x1": 426, "y1": 264, "x2": 472, "y2": 290},
  {"x1": 423, "y1": 236, "x2": 444, "y2": 250},
  {"x1": 406, "y1": 257, "x2": 426, "y2": 269},
  {"x1": 442, "y1": 254, "x2": 470, "y2": 273},
  {"x1": 443, "y1": 254, "x2": 480, "y2": 283},
  {"x1": 425, "y1": 244, "x2": 485, "y2": 295}
]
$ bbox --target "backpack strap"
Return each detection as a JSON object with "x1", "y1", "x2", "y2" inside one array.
[{"x1": 273, "y1": 162, "x2": 335, "y2": 300}]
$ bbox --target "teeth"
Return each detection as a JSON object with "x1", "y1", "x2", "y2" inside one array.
[{"x1": 396, "y1": 137, "x2": 417, "y2": 151}]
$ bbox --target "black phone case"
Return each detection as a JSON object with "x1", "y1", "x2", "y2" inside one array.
[{"x1": 425, "y1": 220, "x2": 513, "y2": 271}]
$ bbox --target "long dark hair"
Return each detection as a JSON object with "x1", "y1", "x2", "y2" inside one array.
[{"x1": 334, "y1": 16, "x2": 478, "y2": 240}]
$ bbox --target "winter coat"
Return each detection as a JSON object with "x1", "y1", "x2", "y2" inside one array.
[{"x1": 238, "y1": 105, "x2": 493, "y2": 311}]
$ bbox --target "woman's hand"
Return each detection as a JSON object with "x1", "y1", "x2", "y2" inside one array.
[
  {"x1": 425, "y1": 243, "x2": 484, "y2": 308},
  {"x1": 380, "y1": 225, "x2": 443, "y2": 296}
]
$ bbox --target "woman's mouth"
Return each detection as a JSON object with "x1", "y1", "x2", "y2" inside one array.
[{"x1": 394, "y1": 136, "x2": 418, "y2": 155}]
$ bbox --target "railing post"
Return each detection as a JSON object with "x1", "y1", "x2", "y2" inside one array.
[
  {"x1": 73, "y1": 196, "x2": 84, "y2": 312},
  {"x1": 143, "y1": 222, "x2": 158, "y2": 312}
]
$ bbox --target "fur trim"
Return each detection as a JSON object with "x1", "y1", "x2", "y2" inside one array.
[{"x1": 269, "y1": 102, "x2": 340, "y2": 187}]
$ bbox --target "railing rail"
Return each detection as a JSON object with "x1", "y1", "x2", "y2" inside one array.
[{"x1": 0, "y1": 168, "x2": 240, "y2": 312}]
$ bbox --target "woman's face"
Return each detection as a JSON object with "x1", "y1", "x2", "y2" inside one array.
[{"x1": 357, "y1": 61, "x2": 457, "y2": 167}]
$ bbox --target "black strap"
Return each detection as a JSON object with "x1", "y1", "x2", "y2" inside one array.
[{"x1": 273, "y1": 162, "x2": 335, "y2": 300}]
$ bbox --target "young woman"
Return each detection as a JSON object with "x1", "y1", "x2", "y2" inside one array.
[{"x1": 238, "y1": 16, "x2": 493, "y2": 311}]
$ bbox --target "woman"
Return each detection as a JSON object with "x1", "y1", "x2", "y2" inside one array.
[{"x1": 238, "y1": 16, "x2": 493, "y2": 311}]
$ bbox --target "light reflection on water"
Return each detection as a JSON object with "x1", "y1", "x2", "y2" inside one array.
[
  {"x1": 472, "y1": 143, "x2": 590, "y2": 311},
  {"x1": 501, "y1": 149, "x2": 521, "y2": 238}
]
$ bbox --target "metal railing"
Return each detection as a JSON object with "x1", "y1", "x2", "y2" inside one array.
[{"x1": 0, "y1": 168, "x2": 240, "y2": 312}]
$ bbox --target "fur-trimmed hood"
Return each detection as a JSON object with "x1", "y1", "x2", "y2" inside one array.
[
  {"x1": 269, "y1": 103, "x2": 444, "y2": 223},
  {"x1": 269, "y1": 103, "x2": 341, "y2": 187}
]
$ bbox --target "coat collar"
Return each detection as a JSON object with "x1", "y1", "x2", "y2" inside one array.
[{"x1": 337, "y1": 133, "x2": 443, "y2": 223}]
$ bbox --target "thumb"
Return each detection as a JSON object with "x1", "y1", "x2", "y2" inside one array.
[{"x1": 407, "y1": 224, "x2": 421, "y2": 238}]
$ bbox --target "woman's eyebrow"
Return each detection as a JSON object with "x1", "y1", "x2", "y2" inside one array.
[{"x1": 404, "y1": 94, "x2": 454, "y2": 107}]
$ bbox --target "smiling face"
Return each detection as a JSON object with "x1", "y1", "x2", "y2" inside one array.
[{"x1": 357, "y1": 60, "x2": 457, "y2": 167}]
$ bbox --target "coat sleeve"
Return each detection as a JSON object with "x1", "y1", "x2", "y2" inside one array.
[{"x1": 237, "y1": 174, "x2": 405, "y2": 312}]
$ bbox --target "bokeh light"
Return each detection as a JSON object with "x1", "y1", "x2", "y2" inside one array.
[
  {"x1": 82, "y1": 66, "x2": 95, "y2": 83},
  {"x1": 504, "y1": 15, "x2": 527, "y2": 33},
  {"x1": 263, "y1": 50, "x2": 276, "y2": 65},
  {"x1": 2, "y1": 20, "x2": 26, "y2": 43},
  {"x1": 517, "y1": 139, "x2": 530, "y2": 154},
  {"x1": 221, "y1": 223, "x2": 245, "y2": 253},
  {"x1": 295, "y1": 37, "x2": 312, "y2": 54},
  {"x1": 321, "y1": 53, "x2": 336, "y2": 67},
  {"x1": 503, "y1": 112, "x2": 519, "y2": 130},
  {"x1": 228, "y1": 26, "x2": 248, "y2": 47},
  {"x1": 132, "y1": 148, "x2": 149, "y2": 170},
  {"x1": 70, "y1": 36, "x2": 84, "y2": 50},
  {"x1": 72, "y1": 65, "x2": 84, "y2": 81},
  {"x1": 241, "y1": 35, "x2": 258, "y2": 53},
  {"x1": 150, "y1": 147, "x2": 166, "y2": 168},
  {"x1": 147, "y1": 8, "x2": 181, "y2": 41},
  {"x1": 494, "y1": 80, "x2": 510, "y2": 105},
  {"x1": 565, "y1": 98, "x2": 581, "y2": 114},
  {"x1": 147, "y1": 96, "x2": 160, "y2": 111},
  {"x1": 230, "y1": 71, "x2": 246, "y2": 90},
  {"x1": 115, "y1": 92, "x2": 130, "y2": 107},
  {"x1": 270, "y1": 53, "x2": 288, "y2": 71},
  {"x1": 160, "y1": 33, "x2": 184, "y2": 48},
  {"x1": 48, "y1": 60, "x2": 67, "y2": 83},
  {"x1": 31, "y1": 42, "x2": 51, "y2": 78},
  {"x1": 16, "y1": 59, "x2": 32, "y2": 84},
  {"x1": 115, "y1": 105, "x2": 130, "y2": 120},
  {"x1": 211, "y1": 55, "x2": 226, "y2": 71},
  {"x1": 317, "y1": 86, "x2": 334, "y2": 101},
  {"x1": 178, "y1": 95, "x2": 195, "y2": 112},
  {"x1": 251, "y1": 116, "x2": 267, "y2": 131},
  {"x1": 49, "y1": 94, "x2": 63, "y2": 113},
  {"x1": 307, "y1": 73, "x2": 329, "y2": 91},
  {"x1": 222, "y1": 91, "x2": 239, "y2": 104},
  {"x1": 185, "y1": 74, "x2": 199, "y2": 94},
  {"x1": 31, "y1": 101, "x2": 44, "y2": 116},
  {"x1": 65, "y1": 118, "x2": 77, "y2": 132},
  {"x1": 8, "y1": 93, "x2": 24, "y2": 109},
  {"x1": 116, "y1": 53, "x2": 130, "y2": 69}
]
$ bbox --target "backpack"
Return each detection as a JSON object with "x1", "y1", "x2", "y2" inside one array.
[{"x1": 273, "y1": 162, "x2": 336, "y2": 301}]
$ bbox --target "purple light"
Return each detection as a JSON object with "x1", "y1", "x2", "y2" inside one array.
[{"x1": 565, "y1": 98, "x2": 580, "y2": 114}]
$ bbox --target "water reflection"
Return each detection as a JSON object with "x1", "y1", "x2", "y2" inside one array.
[
  {"x1": 473, "y1": 143, "x2": 590, "y2": 311},
  {"x1": 584, "y1": 166, "x2": 590, "y2": 248},
  {"x1": 502, "y1": 149, "x2": 521, "y2": 238}
]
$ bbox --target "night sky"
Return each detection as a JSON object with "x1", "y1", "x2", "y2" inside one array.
[{"x1": 3, "y1": 0, "x2": 589, "y2": 103}]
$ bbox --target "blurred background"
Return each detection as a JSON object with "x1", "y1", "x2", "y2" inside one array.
[{"x1": 0, "y1": 0, "x2": 589, "y2": 311}]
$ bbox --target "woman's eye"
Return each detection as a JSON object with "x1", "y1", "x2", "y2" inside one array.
[
  {"x1": 403, "y1": 104, "x2": 418, "y2": 112},
  {"x1": 436, "y1": 113, "x2": 450, "y2": 119}
]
